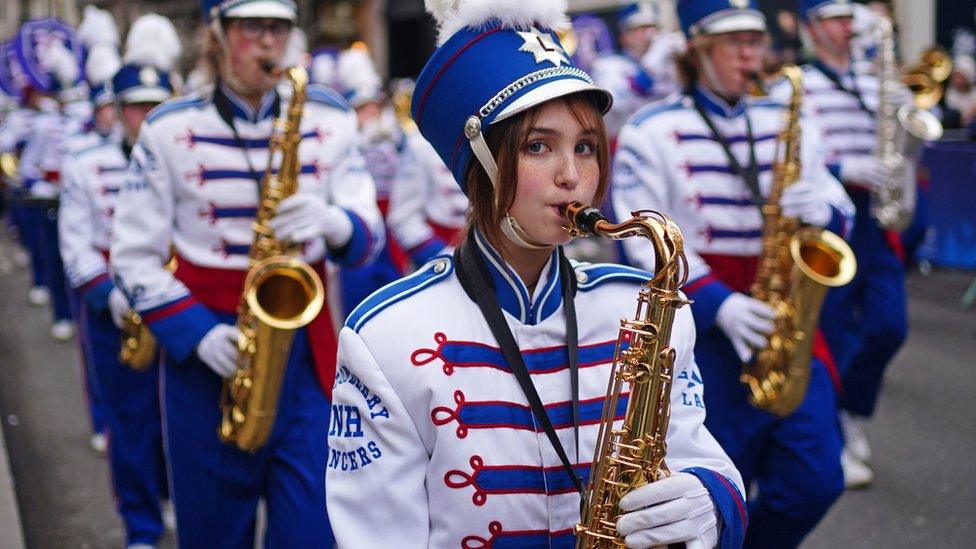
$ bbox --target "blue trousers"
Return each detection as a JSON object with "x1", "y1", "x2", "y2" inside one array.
[
  {"x1": 10, "y1": 200, "x2": 44, "y2": 287},
  {"x1": 339, "y1": 242, "x2": 402, "y2": 316},
  {"x1": 70, "y1": 289, "x2": 105, "y2": 436},
  {"x1": 161, "y1": 323, "x2": 334, "y2": 549},
  {"x1": 697, "y1": 330, "x2": 844, "y2": 549},
  {"x1": 29, "y1": 203, "x2": 71, "y2": 321},
  {"x1": 820, "y1": 195, "x2": 907, "y2": 418},
  {"x1": 82, "y1": 303, "x2": 166, "y2": 545}
]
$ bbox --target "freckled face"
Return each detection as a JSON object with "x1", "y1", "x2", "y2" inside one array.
[{"x1": 508, "y1": 99, "x2": 601, "y2": 246}]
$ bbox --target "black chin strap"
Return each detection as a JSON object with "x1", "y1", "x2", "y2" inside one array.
[{"x1": 454, "y1": 235, "x2": 584, "y2": 495}]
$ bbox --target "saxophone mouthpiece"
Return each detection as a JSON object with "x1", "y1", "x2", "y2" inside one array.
[
  {"x1": 260, "y1": 60, "x2": 281, "y2": 76},
  {"x1": 561, "y1": 201, "x2": 606, "y2": 237}
]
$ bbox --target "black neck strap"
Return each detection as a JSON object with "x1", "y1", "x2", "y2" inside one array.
[
  {"x1": 454, "y1": 235, "x2": 584, "y2": 495},
  {"x1": 811, "y1": 60, "x2": 874, "y2": 116},
  {"x1": 691, "y1": 89, "x2": 763, "y2": 206},
  {"x1": 213, "y1": 80, "x2": 281, "y2": 190}
]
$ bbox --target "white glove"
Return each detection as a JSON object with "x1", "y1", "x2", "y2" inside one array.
[
  {"x1": 29, "y1": 181, "x2": 59, "y2": 199},
  {"x1": 715, "y1": 293, "x2": 776, "y2": 363},
  {"x1": 617, "y1": 472, "x2": 719, "y2": 549},
  {"x1": 780, "y1": 180, "x2": 832, "y2": 227},
  {"x1": 267, "y1": 194, "x2": 354, "y2": 247},
  {"x1": 108, "y1": 288, "x2": 129, "y2": 329},
  {"x1": 839, "y1": 156, "x2": 887, "y2": 191},
  {"x1": 196, "y1": 324, "x2": 240, "y2": 378}
]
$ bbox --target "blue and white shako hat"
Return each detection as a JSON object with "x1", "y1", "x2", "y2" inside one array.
[
  {"x1": 618, "y1": 2, "x2": 660, "y2": 31},
  {"x1": 337, "y1": 44, "x2": 384, "y2": 109},
  {"x1": 411, "y1": 0, "x2": 612, "y2": 191},
  {"x1": 799, "y1": 0, "x2": 854, "y2": 22},
  {"x1": 78, "y1": 5, "x2": 121, "y2": 107},
  {"x1": 677, "y1": 0, "x2": 766, "y2": 38},
  {"x1": 112, "y1": 14, "x2": 182, "y2": 104},
  {"x1": 201, "y1": 0, "x2": 297, "y2": 22}
]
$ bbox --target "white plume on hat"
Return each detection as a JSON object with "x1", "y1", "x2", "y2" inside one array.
[
  {"x1": 85, "y1": 44, "x2": 121, "y2": 86},
  {"x1": 124, "y1": 14, "x2": 182, "y2": 72},
  {"x1": 77, "y1": 5, "x2": 120, "y2": 48},
  {"x1": 338, "y1": 47, "x2": 382, "y2": 103},
  {"x1": 39, "y1": 40, "x2": 80, "y2": 87},
  {"x1": 310, "y1": 53, "x2": 337, "y2": 87},
  {"x1": 425, "y1": 0, "x2": 569, "y2": 45}
]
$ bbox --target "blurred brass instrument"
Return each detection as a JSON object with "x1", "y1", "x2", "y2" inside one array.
[
  {"x1": 743, "y1": 65, "x2": 857, "y2": 417},
  {"x1": 219, "y1": 66, "x2": 325, "y2": 452},
  {"x1": 562, "y1": 203, "x2": 691, "y2": 548},
  {"x1": 391, "y1": 78, "x2": 417, "y2": 133},
  {"x1": 0, "y1": 153, "x2": 18, "y2": 181},
  {"x1": 119, "y1": 257, "x2": 177, "y2": 371},
  {"x1": 901, "y1": 47, "x2": 953, "y2": 110},
  {"x1": 872, "y1": 17, "x2": 943, "y2": 231}
]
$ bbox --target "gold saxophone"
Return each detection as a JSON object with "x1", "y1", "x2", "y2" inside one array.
[
  {"x1": 742, "y1": 65, "x2": 857, "y2": 417},
  {"x1": 218, "y1": 66, "x2": 325, "y2": 452},
  {"x1": 119, "y1": 256, "x2": 178, "y2": 371},
  {"x1": 562, "y1": 202, "x2": 691, "y2": 549}
]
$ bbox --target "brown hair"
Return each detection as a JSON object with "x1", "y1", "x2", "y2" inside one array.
[
  {"x1": 675, "y1": 35, "x2": 716, "y2": 88},
  {"x1": 463, "y1": 92, "x2": 610, "y2": 251}
]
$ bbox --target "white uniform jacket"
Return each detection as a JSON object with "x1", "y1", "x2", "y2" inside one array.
[
  {"x1": 611, "y1": 86, "x2": 854, "y2": 334},
  {"x1": 386, "y1": 131, "x2": 469, "y2": 266},
  {"x1": 0, "y1": 107, "x2": 36, "y2": 155},
  {"x1": 327, "y1": 231, "x2": 747, "y2": 548},
  {"x1": 796, "y1": 60, "x2": 911, "y2": 190},
  {"x1": 18, "y1": 107, "x2": 87, "y2": 196},
  {"x1": 110, "y1": 83, "x2": 383, "y2": 363},
  {"x1": 590, "y1": 51, "x2": 679, "y2": 139},
  {"x1": 58, "y1": 136, "x2": 126, "y2": 300}
]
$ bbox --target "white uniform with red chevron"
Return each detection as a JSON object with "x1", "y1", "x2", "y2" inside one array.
[
  {"x1": 327, "y1": 231, "x2": 747, "y2": 548},
  {"x1": 611, "y1": 85, "x2": 854, "y2": 323},
  {"x1": 110, "y1": 82, "x2": 383, "y2": 359},
  {"x1": 58, "y1": 137, "x2": 127, "y2": 289}
]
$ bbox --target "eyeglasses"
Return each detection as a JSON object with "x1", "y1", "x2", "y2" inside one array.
[
  {"x1": 714, "y1": 33, "x2": 768, "y2": 51},
  {"x1": 231, "y1": 18, "x2": 292, "y2": 40}
]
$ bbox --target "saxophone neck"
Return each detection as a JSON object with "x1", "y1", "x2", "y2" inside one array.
[{"x1": 560, "y1": 202, "x2": 688, "y2": 289}]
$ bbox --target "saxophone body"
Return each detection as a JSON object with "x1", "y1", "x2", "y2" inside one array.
[
  {"x1": 119, "y1": 257, "x2": 178, "y2": 371},
  {"x1": 219, "y1": 66, "x2": 325, "y2": 452},
  {"x1": 871, "y1": 16, "x2": 942, "y2": 231},
  {"x1": 742, "y1": 66, "x2": 857, "y2": 417},
  {"x1": 562, "y1": 203, "x2": 691, "y2": 549}
]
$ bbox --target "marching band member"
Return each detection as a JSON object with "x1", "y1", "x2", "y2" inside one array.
[
  {"x1": 611, "y1": 1, "x2": 854, "y2": 546},
  {"x1": 334, "y1": 45, "x2": 407, "y2": 313},
  {"x1": 590, "y1": 1, "x2": 685, "y2": 139},
  {"x1": 327, "y1": 1, "x2": 746, "y2": 548},
  {"x1": 14, "y1": 20, "x2": 89, "y2": 341},
  {"x1": 385, "y1": 107, "x2": 469, "y2": 269},
  {"x1": 110, "y1": 0, "x2": 382, "y2": 546},
  {"x1": 799, "y1": 0, "x2": 914, "y2": 488},
  {"x1": 59, "y1": 15, "x2": 179, "y2": 547}
]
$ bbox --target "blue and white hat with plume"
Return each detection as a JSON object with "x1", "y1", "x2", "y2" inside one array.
[{"x1": 411, "y1": 0, "x2": 611, "y2": 192}]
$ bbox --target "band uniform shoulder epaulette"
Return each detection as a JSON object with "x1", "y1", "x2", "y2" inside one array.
[
  {"x1": 345, "y1": 255, "x2": 455, "y2": 332},
  {"x1": 306, "y1": 84, "x2": 352, "y2": 112},
  {"x1": 145, "y1": 93, "x2": 210, "y2": 124},
  {"x1": 629, "y1": 95, "x2": 688, "y2": 128},
  {"x1": 572, "y1": 262, "x2": 652, "y2": 291},
  {"x1": 71, "y1": 137, "x2": 114, "y2": 160}
]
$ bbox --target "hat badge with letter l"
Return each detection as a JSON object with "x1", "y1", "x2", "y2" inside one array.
[
  {"x1": 411, "y1": 0, "x2": 612, "y2": 191},
  {"x1": 677, "y1": 0, "x2": 767, "y2": 38}
]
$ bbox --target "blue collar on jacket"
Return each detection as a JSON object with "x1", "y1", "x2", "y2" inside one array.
[
  {"x1": 472, "y1": 230, "x2": 563, "y2": 326},
  {"x1": 693, "y1": 84, "x2": 747, "y2": 119},
  {"x1": 217, "y1": 82, "x2": 278, "y2": 123}
]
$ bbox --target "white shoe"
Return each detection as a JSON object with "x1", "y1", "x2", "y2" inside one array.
[
  {"x1": 841, "y1": 447, "x2": 873, "y2": 489},
  {"x1": 51, "y1": 320, "x2": 75, "y2": 341},
  {"x1": 90, "y1": 433, "x2": 107, "y2": 456},
  {"x1": 839, "y1": 411, "x2": 872, "y2": 462},
  {"x1": 161, "y1": 499, "x2": 176, "y2": 532},
  {"x1": 28, "y1": 286, "x2": 50, "y2": 306},
  {"x1": 127, "y1": 544, "x2": 155, "y2": 549}
]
